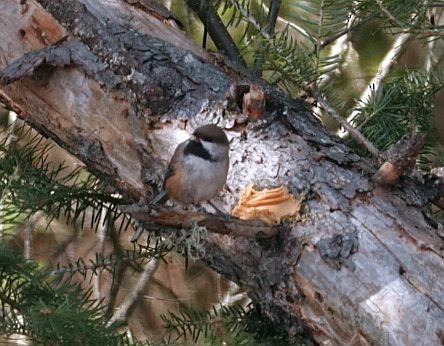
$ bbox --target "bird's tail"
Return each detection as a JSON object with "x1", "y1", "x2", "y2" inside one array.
[{"x1": 150, "y1": 190, "x2": 169, "y2": 205}]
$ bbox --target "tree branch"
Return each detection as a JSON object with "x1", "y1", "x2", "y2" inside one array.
[
  {"x1": 266, "y1": 0, "x2": 281, "y2": 35},
  {"x1": 186, "y1": 0, "x2": 246, "y2": 67},
  {"x1": 254, "y1": 0, "x2": 311, "y2": 40},
  {"x1": 314, "y1": 92, "x2": 381, "y2": 159},
  {"x1": 119, "y1": 205, "x2": 277, "y2": 239}
]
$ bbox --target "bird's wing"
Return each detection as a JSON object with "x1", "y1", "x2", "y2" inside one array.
[
  {"x1": 163, "y1": 141, "x2": 186, "y2": 188},
  {"x1": 150, "y1": 154, "x2": 178, "y2": 205},
  {"x1": 163, "y1": 163, "x2": 176, "y2": 188}
]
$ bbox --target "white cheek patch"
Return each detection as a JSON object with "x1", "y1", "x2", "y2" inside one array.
[
  {"x1": 200, "y1": 140, "x2": 214, "y2": 153},
  {"x1": 201, "y1": 141, "x2": 225, "y2": 160}
]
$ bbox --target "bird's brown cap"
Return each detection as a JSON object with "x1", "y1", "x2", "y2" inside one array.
[{"x1": 192, "y1": 125, "x2": 228, "y2": 145}]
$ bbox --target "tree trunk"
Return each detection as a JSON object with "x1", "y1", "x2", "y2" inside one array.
[{"x1": 0, "y1": 1, "x2": 443, "y2": 345}]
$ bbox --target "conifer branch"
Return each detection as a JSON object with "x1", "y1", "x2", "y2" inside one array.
[
  {"x1": 51, "y1": 253, "x2": 141, "y2": 276},
  {"x1": 51, "y1": 240, "x2": 169, "y2": 276},
  {"x1": 376, "y1": 0, "x2": 404, "y2": 27},
  {"x1": 0, "y1": 245, "x2": 129, "y2": 344},
  {"x1": 227, "y1": 0, "x2": 272, "y2": 39},
  {"x1": 161, "y1": 304, "x2": 251, "y2": 343},
  {"x1": 337, "y1": 30, "x2": 413, "y2": 138}
]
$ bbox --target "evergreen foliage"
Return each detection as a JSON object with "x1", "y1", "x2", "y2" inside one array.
[
  {"x1": 0, "y1": 123, "x2": 291, "y2": 345},
  {"x1": 161, "y1": 303, "x2": 304, "y2": 345},
  {"x1": 354, "y1": 69, "x2": 443, "y2": 165},
  {"x1": 210, "y1": 0, "x2": 444, "y2": 159},
  {"x1": 0, "y1": 0, "x2": 443, "y2": 344},
  {"x1": 53, "y1": 238, "x2": 170, "y2": 279},
  {"x1": 217, "y1": 0, "x2": 351, "y2": 92},
  {"x1": 0, "y1": 124, "x2": 170, "y2": 343},
  {"x1": 0, "y1": 243, "x2": 129, "y2": 345},
  {"x1": 0, "y1": 124, "x2": 125, "y2": 235},
  {"x1": 354, "y1": 0, "x2": 431, "y2": 31}
]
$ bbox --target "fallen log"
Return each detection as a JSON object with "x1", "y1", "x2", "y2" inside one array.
[{"x1": 0, "y1": 0, "x2": 443, "y2": 344}]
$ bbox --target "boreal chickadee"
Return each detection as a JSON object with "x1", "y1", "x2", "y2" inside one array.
[{"x1": 152, "y1": 125, "x2": 229, "y2": 204}]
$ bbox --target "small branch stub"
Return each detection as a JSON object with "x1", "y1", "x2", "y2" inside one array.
[
  {"x1": 242, "y1": 84, "x2": 266, "y2": 119},
  {"x1": 374, "y1": 134, "x2": 427, "y2": 185}
]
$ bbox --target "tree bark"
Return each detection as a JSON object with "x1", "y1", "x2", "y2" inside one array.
[{"x1": 0, "y1": 1, "x2": 443, "y2": 345}]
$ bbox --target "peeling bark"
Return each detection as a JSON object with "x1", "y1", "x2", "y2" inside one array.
[{"x1": 0, "y1": 0, "x2": 443, "y2": 345}]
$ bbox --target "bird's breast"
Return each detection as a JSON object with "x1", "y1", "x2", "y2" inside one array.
[{"x1": 180, "y1": 154, "x2": 228, "y2": 203}]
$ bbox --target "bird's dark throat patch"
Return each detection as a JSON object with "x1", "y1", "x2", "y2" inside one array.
[{"x1": 183, "y1": 140, "x2": 215, "y2": 162}]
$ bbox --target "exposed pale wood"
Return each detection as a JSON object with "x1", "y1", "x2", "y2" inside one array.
[{"x1": 0, "y1": 1, "x2": 443, "y2": 345}]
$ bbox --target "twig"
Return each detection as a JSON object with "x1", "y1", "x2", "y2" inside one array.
[
  {"x1": 418, "y1": 29, "x2": 444, "y2": 37},
  {"x1": 108, "y1": 258, "x2": 160, "y2": 325},
  {"x1": 376, "y1": 0, "x2": 404, "y2": 27},
  {"x1": 314, "y1": 93, "x2": 381, "y2": 159},
  {"x1": 120, "y1": 204, "x2": 277, "y2": 239}
]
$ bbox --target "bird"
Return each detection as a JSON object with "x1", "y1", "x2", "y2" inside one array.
[{"x1": 152, "y1": 124, "x2": 229, "y2": 205}]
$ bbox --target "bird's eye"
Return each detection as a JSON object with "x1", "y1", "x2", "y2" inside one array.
[{"x1": 197, "y1": 135, "x2": 213, "y2": 143}]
